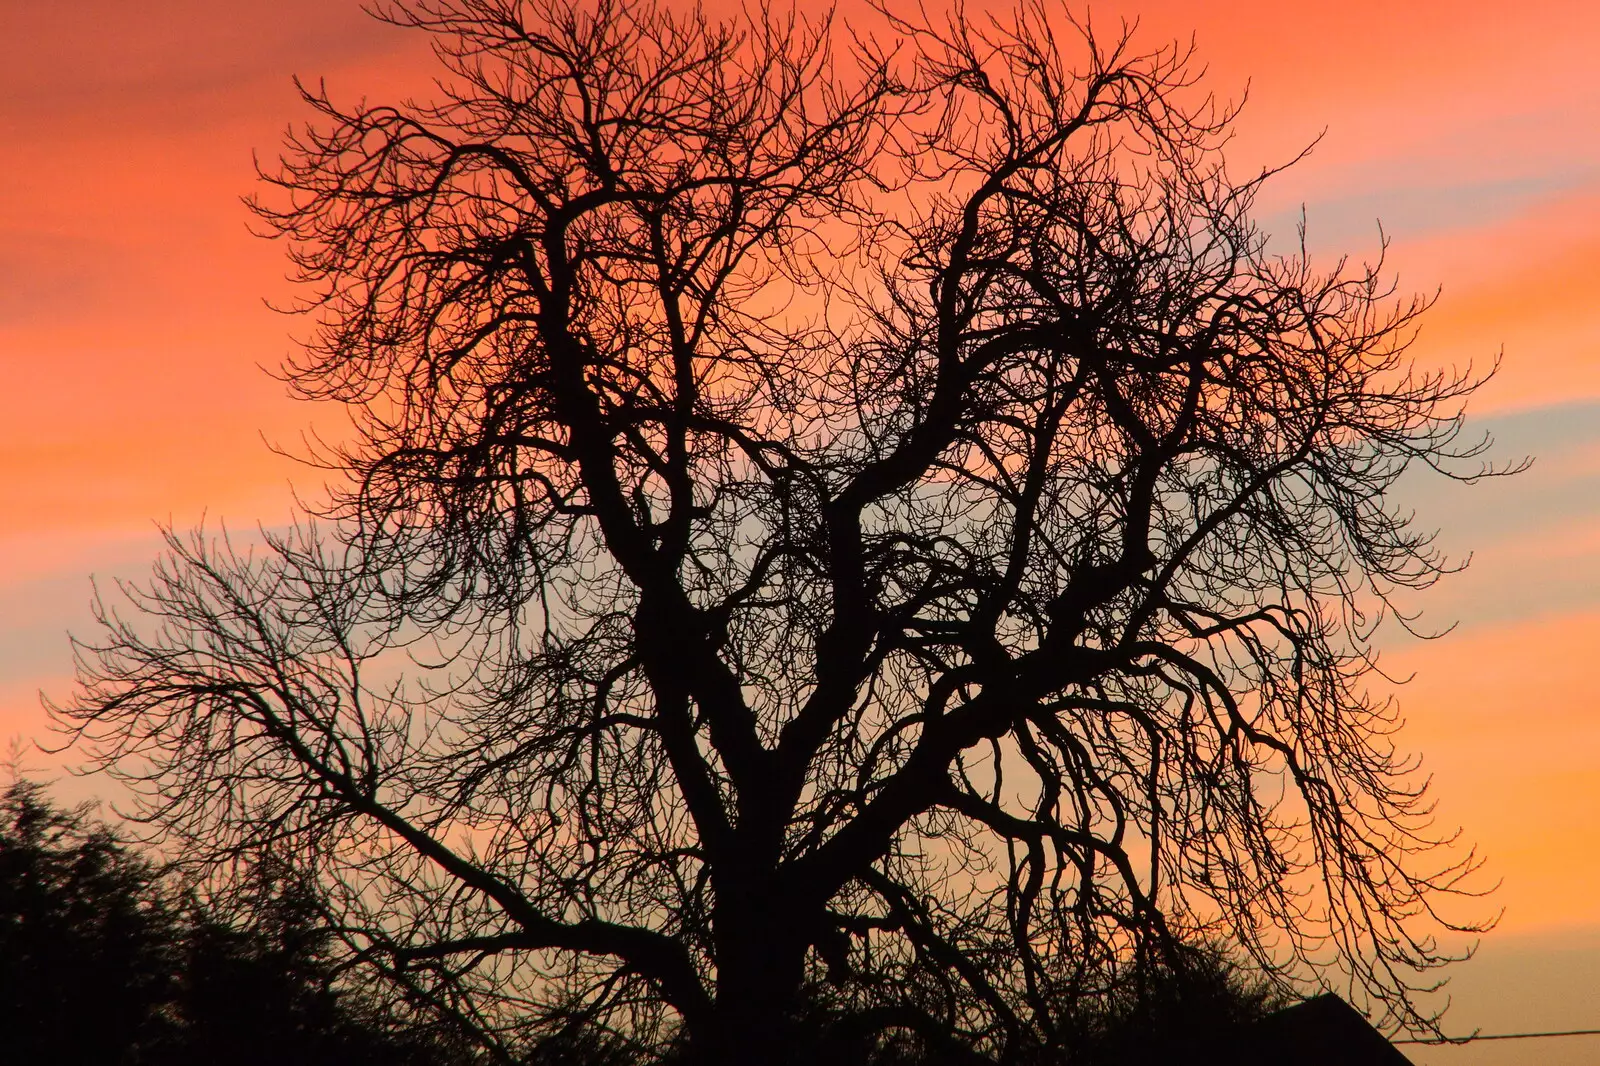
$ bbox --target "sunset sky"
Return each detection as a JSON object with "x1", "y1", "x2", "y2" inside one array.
[{"x1": 1, "y1": 1, "x2": 1597, "y2": 1059}]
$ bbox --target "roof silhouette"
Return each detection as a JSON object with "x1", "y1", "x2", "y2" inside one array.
[{"x1": 1223, "y1": 994, "x2": 1415, "y2": 1065}]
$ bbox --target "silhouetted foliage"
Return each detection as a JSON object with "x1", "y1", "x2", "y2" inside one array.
[
  {"x1": 0, "y1": 780, "x2": 467, "y2": 1065},
  {"x1": 0, "y1": 780, "x2": 179, "y2": 1062},
  {"x1": 0, "y1": 781, "x2": 1282, "y2": 1066},
  {"x1": 171, "y1": 866, "x2": 471, "y2": 1066},
  {"x1": 55, "y1": 0, "x2": 1503, "y2": 1062},
  {"x1": 1058, "y1": 945, "x2": 1286, "y2": 1066},
  {"x1": 784, "y1": 944, "x2": 1283, "y2": 1066}
]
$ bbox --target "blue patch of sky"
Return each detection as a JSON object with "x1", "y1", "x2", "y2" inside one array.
[
  {"x1": 1259, "y1": 169, "x2": 1600, "y2": 257},
  {"x1": 1251, "y1": 88, "x2": 1600, "y2": 256},
  {"x1": 0, "y1": 542, "x2": 159, "y2": 688},
  {"x1": 1398, "y1": 400, "x2": 1600, "y2": 540},
  {"x1": 1386, "y1": 399, "x2": 1600, "y2": 633},
  {"x1": 0, "y1": 523, "x2": 290, "y2": 698}
]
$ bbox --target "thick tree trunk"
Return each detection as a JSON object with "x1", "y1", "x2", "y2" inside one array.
[
  {"x1": 697, "y1": 883, "x2": 811, "y2": 1066},
  {"x1": 700, "y1": 991, "x2": 797, "y2": 1066}
]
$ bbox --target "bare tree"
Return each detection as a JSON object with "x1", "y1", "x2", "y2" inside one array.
[{"x1": 56, "y1": 0, "x2": 1501, "y2": 1061}]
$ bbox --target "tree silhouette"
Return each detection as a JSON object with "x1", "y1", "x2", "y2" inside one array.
[
  {"x1": 171, "y1": 862, "x2": 472, "y2": 1066},
  {"x1": 0, "y1": 780, "x2": 179, "y2": 1062},
  {"x1": 1057, "y1": 944, "x2": 1286, "y2": 1066},
  {"x1": 0, "y1": 779, "x2": 468, "y2": 1064},
  {"x1": 56, "y1": 0, "x2": 1499, "y2": 1062}
]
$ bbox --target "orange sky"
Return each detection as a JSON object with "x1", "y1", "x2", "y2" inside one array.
[{"x1": 1, "y1": 1, "x2": 1597, "y2": 1056}]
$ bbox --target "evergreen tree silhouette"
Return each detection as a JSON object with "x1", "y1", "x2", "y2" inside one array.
[
  {"x1": 0, "y1": 780, "x2": 179, "y2": 1063},
  {"x1": 0, "y1": 780, "x2": 469, "y2": 1065}
]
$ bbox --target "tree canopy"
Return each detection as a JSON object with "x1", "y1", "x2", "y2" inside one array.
[
  {"x1": 0, "y1": 778, "x2": 468, "y2": 1065},
  {"x1": 56, "y1": 0, "x2": 1497, "y2": 1062}
]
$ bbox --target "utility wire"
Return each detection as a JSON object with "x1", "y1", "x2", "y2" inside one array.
[{"x1": 1393, "y1": 1028, "x2": 1600, "y2": 1045}]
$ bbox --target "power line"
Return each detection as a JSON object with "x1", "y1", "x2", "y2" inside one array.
[{"x1": 1394, "y1": 1028, "x2": 1600, "y2": 1045}]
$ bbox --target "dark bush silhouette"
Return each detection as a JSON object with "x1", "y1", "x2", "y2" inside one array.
[
  {"x1": 1058, "y1": 946, "x2": 1286, "y2": 1066},
  {"x1": 170, "y1": 873, "x2": 471, "y2": 1066},
  {"x1": 0, "y1": 783, "x2": 1341, "y2": 1064},
  {"x1": 0, "y1": 780, "x2": 179, "y2": 1062},
  {"x1": 779, "y1": 946, "x2": 1282, "y2": 1066},
  {"x1": 55, "y1": 0, "x2": 1503, "y2": 1061},
  {"x1": 0, "y1": 780, "x2": 467, "y2": 1065}
]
